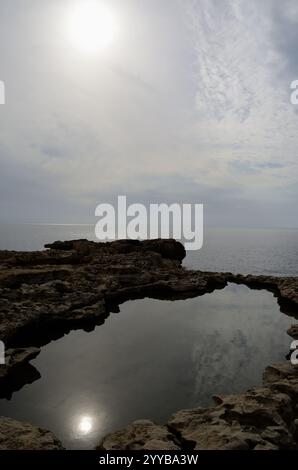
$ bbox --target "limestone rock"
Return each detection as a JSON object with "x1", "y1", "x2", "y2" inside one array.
[
  {"x1": 1, "y1": 239, "x2": 298, "y2": 450},
  {"x1": 98, "y1": 420, "x2": 180, "y2": 450},
  {"x1": 98, "y1": 363, "x2": 298, "y2": 450},
  {"x1": 0, "y1": 239, "x2": 297, "y2": 349},
  {"x1": 0, "y1": 416, "x2": 64, "y2": 450}
]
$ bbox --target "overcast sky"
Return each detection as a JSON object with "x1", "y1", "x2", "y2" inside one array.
[{"x1": 0, "y1": 0, "x2": 297, "y2": 227}]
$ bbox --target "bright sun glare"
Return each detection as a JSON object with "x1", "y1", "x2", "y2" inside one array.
[
  {"x1": 67, "y1": 1, "x2": 117, "y2": 54},
  {"x1": 77, "y1": 416, "x2": 93, "y2": 435}
]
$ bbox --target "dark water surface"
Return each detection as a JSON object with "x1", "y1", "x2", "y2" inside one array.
[{"x1": 0, "y1": 284, "x2": 294, "y2": 449}]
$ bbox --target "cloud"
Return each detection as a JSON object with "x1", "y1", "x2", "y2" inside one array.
[
  {"x1": 180, "y1": 0, "x2": 298, "y2": 191},
  {"x1": 0, "y1": 0, "x2": 297, "y2": 226}
]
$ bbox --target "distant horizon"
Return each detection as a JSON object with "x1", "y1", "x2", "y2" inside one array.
[{"x1": 1, "y1": 222, "x2": 298, "y2": 230}]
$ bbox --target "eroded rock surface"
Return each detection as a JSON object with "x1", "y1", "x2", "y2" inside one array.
[
  {"x1": 0, "y1": 239, "x2": 191, "y2": 347},
  {"x1": 98, "y1": 420, "x2": 180, "y2": 450},
  {"x1": 0, "y1": 416, "x2": 64, "y2": 450},
  {"x1": 0, "y1": 238, "x2": 298, "y2": 450},
  {"x1": 100, "y1": 363, "x2": 298, "y2": 450},
  {"x1": 0, "y1": 238, "x2": 297, "y2": 349}
]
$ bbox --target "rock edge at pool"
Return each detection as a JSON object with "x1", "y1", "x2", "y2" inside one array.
[{"x1": 0, "y1": 239, "x2": 297, "y2": 450}]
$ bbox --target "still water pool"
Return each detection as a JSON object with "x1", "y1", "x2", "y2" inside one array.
[{"x1": 0, "y1": 283, "x2": 294, "y2": 449}]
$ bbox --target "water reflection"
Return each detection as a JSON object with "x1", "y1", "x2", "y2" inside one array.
[
  {"x1": 0, "y1": 284, "x2": 294, "y2": 449},
  {"x1": 69, "y1": 405, "x2": 107, "y2": 445},
  {"x1": 77, "y1": 416, "x2": 93, "y2": 436},
  {"x1": 0, "y1": 363, "x2": 40, "y2": 399}
]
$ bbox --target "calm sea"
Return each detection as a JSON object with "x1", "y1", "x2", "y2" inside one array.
[{"x1": 0, "y1": 224, "x2": 297, "y2": 276}]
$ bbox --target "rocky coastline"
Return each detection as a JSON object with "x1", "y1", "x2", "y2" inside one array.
[{"x1": 0, "y1": 239, "x2": 297, "y2": 450}]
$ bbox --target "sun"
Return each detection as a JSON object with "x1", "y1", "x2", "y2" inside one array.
[{"x1": 67, "y1": 1, "x2": 117, "y2": 55}]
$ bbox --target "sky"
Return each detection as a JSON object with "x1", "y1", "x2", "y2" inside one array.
[{"x1": 0, "y1": 0, "x2": 297, "y2": 227}]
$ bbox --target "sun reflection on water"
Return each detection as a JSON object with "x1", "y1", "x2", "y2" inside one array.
[{"x1": 76, "y1": 415, "x2": 94, "y2": 436}]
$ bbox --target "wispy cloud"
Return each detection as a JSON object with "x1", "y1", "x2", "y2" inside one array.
[{"x1": 184, "y1": 0, "x2": 298, "y2": 188}]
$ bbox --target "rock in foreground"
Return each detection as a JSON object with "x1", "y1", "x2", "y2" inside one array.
[
  {"x1": 99, "y1": 363, "x2": 298, "y2": 450},
  {"x1": 98, "y1": 420, "x2": 180, "y2": 450},
  {"x1": 0, "y1": 416, "x2": 64, "y2": 450}
]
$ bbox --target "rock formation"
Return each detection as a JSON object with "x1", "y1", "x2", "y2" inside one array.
[
  {"x1": 0, "y1": 238, "x2": 297, "y2": 450},
  {"x1": 99, "y1": 362, "x2": 298, "y2": 450},
  {"x1": 0, "y1": 416, "x2": 64, "y2": 450},
  {"x1": 0, "y1": 239, "x2": 297, "y2": 349}
]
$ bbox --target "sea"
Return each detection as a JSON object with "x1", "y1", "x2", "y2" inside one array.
[{"x1": 0, "y1": 224, "x2": 297, "y2": 276}]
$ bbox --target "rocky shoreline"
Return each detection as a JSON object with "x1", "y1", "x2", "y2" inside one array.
[
  {"x1": 0, "y1": 239, "x2": 297, "y2": 450},
  {"x1": 99, "y1": 362, "x2": 298, "y2": 450}
]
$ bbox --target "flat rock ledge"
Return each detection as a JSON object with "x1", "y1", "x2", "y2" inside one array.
[
  {"x1": 99, "y1": 363, "x2": 298, "y2": 450},
  {"x1": 0, "y1": 238, "x2": 297, "y2": 348},
  {"x1": 0, "y1": 238, "x2": 297, "y2": 450}
]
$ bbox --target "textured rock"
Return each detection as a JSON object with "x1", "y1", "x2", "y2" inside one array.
[
  {"x1": 0, "y1": 416, "x2": 64, "y2": 450},
  {"x1": 0, "y1": 239, "x2": 192, "y2": 347},
  {"x1": 98, "y1": 420, "x2": 180, "y2": 450},
  {"x1": 288, "y1": 324, "x2": 298, "y2": 339},
  {"x1": 168, "y1": 384, "x2": 296, "y2": 450},
  {"x1": 0, "y1": 239, "x2": 298, "y2": 450},
  {"x1": 0, "y1": 239, "x2": 297, "y2": 350},
  {"x1": 99, "y1": 363, "x2": 298, "y2": 450}
]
